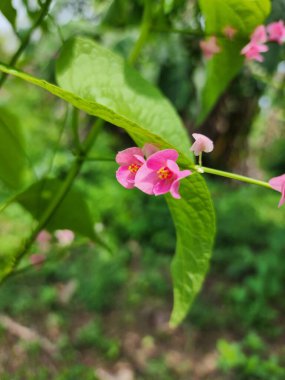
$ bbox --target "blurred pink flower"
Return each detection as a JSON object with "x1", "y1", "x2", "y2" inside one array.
[
  {"x1": 223, "y1": 26, "x2": 237, "y2": 40},
  {"x1": 199, "y1": 36, "x2": 221, "y2": 59},
  {"x1": 241, "y1": 42, "x2": 268, "y2": 62},
  {"x1": 30, "y1": 254, "x2": 46, "y2": 269},
  {"x1": 142, "y1": 143, "x2": 159, "y2": 158},
  {"x1": 190, "y1": 133, "x2": 214, "y2": 156},
  {"x1": 251, "y1": 25, "x2": 268, "y2": 44},
  {"x1": 269, "y1": 174, "x2": 285, "y2": 207},
  {"x1": 36, "y1": 230, "x2": 52, "y2": 253},
  {"x1": 267, "y1": 21, "x2": 285, "y2": 44},
  {"x1": 135, "y1": 149, "x2": 191, "y2": 199},
  {"x1": 55, "y1": 229, "x2": 75, "y2": 246},
  {"x1": 241, "y1": 25, "x2": 269, "y2": 62},
  {"x1": 116, "y1": 147, "x2": 145, "y2": 189}
]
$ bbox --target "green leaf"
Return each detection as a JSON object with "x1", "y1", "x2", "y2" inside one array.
[
  {"x1": 0, "y1": 0, "x2": 17, "y2": 29},
  {"x1": 16, "y1": 178, "x2": 99, "y2": 242},
  {"x1": 197, "y1": 0, "x2": 271, "y2": 123},
  {"x1": 0, "y1": 38, "x2": 215, "y2": 325},
  {"x1": 0, "y1": 107, "x2": 27, "y2": 189}
]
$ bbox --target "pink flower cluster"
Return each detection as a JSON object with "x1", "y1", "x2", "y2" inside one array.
[
  {"x1": 200, "y1": 21, "x2": 285, "y2": 62},
  {"x1": 116, "y1": 144, "x2": 191, "y2": 199},
  {"x1": 241, "y1": 22, "x2": 285, "y2": 62}
]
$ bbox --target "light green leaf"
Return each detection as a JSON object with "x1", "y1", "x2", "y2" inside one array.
[
  {"x1": 0, "y1": 0, "x2": 17, "y2": 29},
  {"x1": 0, "y1": 107, "x2": 27, "y2": 189},
  {"x1": 16, "y1": 178, "x2": 99, "y2": 242},
  {"x1": 0, "y1": 38, "x2": 215, "y2": 325},
  {"x1": 197, "y1": 0, "x2": 271, "y2": 123}
]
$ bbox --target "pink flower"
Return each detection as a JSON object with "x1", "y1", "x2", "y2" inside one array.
[
  {"x1": 241, "y1": 25, "x2": 269, "y2": 62},
  {"x1": 142, "y1": 143, "x2": 159, "y2": 158},
  {"x1": 241, "y1": 42, "x2": 268, "y2": 62},
  {"x1": 267, "y1": 21, "x2": 285, "y2": 44},
  {"x1": 116, "y1": 147, "x2": 145, "y2": 189},
  {"x1": 30, "y1": 254, "x2": 46, "y2": 269},
  {"x1": 223, "y1": 26, "x2": 237, "y2": 40},
  {"x1": 55, "y1": 229, "x2": 75, "y2": 246},
  {"x1": 135, "y1": 149, "x2": 191, "y2": 199},
  {"x1": 190, "y1": 133, "x2": 214, "y2": 156},
  {"x1": 199, "y1": 36, "x2": 221, "y2": 59},
  {"x1": 251, "y1": 25, "x2": 268, "y2": 44},
  {"x1": 36, "y1": 230, "x2": 52, "y2": 253},
  {"x1": 269, "y1": 174, "x2": 285, "y2": 207}
]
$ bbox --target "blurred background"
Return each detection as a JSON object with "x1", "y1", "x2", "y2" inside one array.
[{"x1": 0, "y1": 0, "x2": 285, "y2": 379}]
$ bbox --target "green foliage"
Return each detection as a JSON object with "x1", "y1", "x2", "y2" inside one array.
[
  {"x1": 197, "y1": 0, "x2": 271, "y2": 123},
  {"x1": 217, "y1": 335, "x2": 285, "y2": 380},
  {"x1": 0, "y1": 37, "x2": 216, "y2": 326},
  {"x1": 76, "y1": 319, "x2": 120, "y2": 359},
  {"x1": 15, "y1": 178, "x2": 99, "y2": 242},
  {"x1": 0, "y1": 107, "x2": 28, "y2": 189}
]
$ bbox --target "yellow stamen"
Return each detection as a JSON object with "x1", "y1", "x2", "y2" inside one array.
[
  {"x1": 157, "y1": 167, "x2": 172, "y2": 180},
  {"x1": 128, "y1": 163, "x2": 140, "y2": 173}
]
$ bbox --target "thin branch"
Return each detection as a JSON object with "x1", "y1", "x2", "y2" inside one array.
[{"x1": 0, "y1": 0, "x2": 53, "y2": 88}]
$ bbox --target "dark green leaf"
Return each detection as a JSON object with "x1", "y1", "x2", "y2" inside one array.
[
  {"x1": 16, "y1": 178, "x2": 99, "y2": 242},
  {"x1": 0, "y1": 107, "x2": 27, "y2": 189}
]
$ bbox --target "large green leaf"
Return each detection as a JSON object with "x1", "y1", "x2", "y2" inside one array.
[
  {"x1": 0, "y1": 0, "x2": 17, "y2": 29},
  {"x1": 0, "y1": 107, "x2": 27, "y2": 189},
  {"x1": 197, "y1": 0, "x2": 271, "y2": 123},
  {"x1": 16, "y1": 178, "x2": 99, "y2": 242},
  {"x1": 0, "y1": 38, "x2": 215, "y2": 325}
]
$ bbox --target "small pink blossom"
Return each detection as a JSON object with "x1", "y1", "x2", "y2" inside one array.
[
  {"x1": 142, "y1": 143, "x2": 159, "y2": 158},
  {"x1": 30, "y1": 254, "x2": 46, "y2": 269},
  {"x1": 267, "y1": 21, "x2": 285, "y2": 44},
  {"x1": 241, "y1": 42, "x2": 268, "y2": 62},
  {"x1": 223, "y1": 26, "x2": 237, "y2": 40},
  {"x1": 251, "y1": 25, "x2": 268, "y2": 44},
  {"x1": 55, "y1": 229, "x2": 75, "y2": 246},
  {"x1": 36, "y1": 230, "x2": 52, "y2": 253},
  {"x1": 269, "y1": 174, "x2": 285, "y2": 207},
  {"x1": 199, "y1": 36, "x2": 221, "y2": 59},
  {"x1": 135, "y1": 149, "x2": 191, "y2": 199},
  {"x1": 190, "y1": 133, "x2": 214, "y2": 156},
  {"x1": 116, "y1": 147, "x2": 145, "y2": 189}
]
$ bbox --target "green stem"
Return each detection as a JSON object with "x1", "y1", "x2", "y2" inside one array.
[
  {"x1": 197, "y1": 166, "x2": 272, "y2": 190},
  {"x1": 128, "y1": 0, "x2": 152, "y2": 65},
  {"x1": 0, "y1": 0, "x2": 52, "y2": 88}
]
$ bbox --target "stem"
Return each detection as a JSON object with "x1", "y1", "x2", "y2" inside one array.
[
  {"x1": 128, "y1": 0, "x2": 152, "y2": 65},
  {"x1": 0, "y1": 0, "x2": 53, "y2": 88},
  {"x1": 198, "y1": 153, "x2": 202, "y2": 167},
  {"x1": 198, "y1": 166, "x2": 272, "y2": 190}
]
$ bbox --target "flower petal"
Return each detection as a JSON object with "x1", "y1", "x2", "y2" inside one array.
[
  {"x1": 116, "y1": 147, "x2": 144, "y2": 166},
  {"x1": 153, "y1": 179, "x2": 172, "y2": 196},
  {"x1": 142, "y1": 143, "x2": 160, "y2": 158},
  {"x1": 135, "y1": 164, "x2": 158, "y2": 195},
  {"x1": 116, "y1": 166, "x2": 136, "y2": 189},
  {"x1": 146, "y1": 149, "x2": 179, "y2": 170}
]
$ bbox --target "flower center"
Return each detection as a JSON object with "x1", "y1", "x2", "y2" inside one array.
[
  {"x1": 157, "y1": 166, "x2": 172, "y2": 180},
  {"x1": 128, "y1": 163, "x2": 140, "y2": 173}
]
